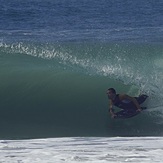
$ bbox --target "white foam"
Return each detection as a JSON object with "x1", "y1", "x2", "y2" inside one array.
[{"x1": 0, "y1": 137, "x2": 163, "y2": 163}]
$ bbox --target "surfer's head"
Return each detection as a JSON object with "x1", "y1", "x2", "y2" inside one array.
[{"x1": 107, "y1": 88, "x2": 116, "y2": 99}]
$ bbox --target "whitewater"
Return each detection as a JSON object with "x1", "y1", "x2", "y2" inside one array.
[{"x1": 1, "y1": 137, "x2": 163, "y2": 162}]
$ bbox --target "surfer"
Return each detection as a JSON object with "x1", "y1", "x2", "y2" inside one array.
[{"x1": 106, "y1": 88, "x2": 148, "y2": 118}]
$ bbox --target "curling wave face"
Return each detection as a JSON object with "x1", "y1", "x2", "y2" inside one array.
[{"x1": 0, "y1": 42, "x2": 163, "y2": 139}]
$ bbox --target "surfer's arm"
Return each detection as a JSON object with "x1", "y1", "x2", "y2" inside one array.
[
  {"x1": 120, "y1": 94, "x2": 142, "y2": 111},
  {"x1": 109, "y1": 100, "x2": 116, "y2": 118}
]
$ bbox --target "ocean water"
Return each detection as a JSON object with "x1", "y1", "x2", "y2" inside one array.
[
  {"x1": 1, "y1": 137, "x2": 163, "y2": 163},
  {"x1": 0, "y1": 0, "x2": 163, "y2": 162}
]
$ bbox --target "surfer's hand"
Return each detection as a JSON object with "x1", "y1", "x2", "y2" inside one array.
[
  {"x1": 136, "y1": 108, "x2": 142, "y2": 112},
  {"x1": 111, "y1": 113, "x2": 117, "y2": 118}
]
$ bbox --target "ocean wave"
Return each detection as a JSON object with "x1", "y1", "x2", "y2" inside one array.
[{"x1": 0, "y1": 42, "x2": 163, "y2": 138}]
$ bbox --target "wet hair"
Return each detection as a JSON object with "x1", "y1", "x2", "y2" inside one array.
[{"x1": 108, "y1": 88, "x2": 116, "y2": 94}]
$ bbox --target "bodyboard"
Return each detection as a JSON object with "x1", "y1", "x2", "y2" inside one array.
[{"x1": 114, "y1": 107, "x2": 147, "y2": 119}]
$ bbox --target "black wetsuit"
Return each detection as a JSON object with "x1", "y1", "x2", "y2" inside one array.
[{"x1": 110, "y1": 94, "x2": 148, "y2": 113}]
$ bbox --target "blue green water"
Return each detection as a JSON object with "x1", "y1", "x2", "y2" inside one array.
[{"x1": 0, "y1": 0, "x2": 163, "y2": 139}]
